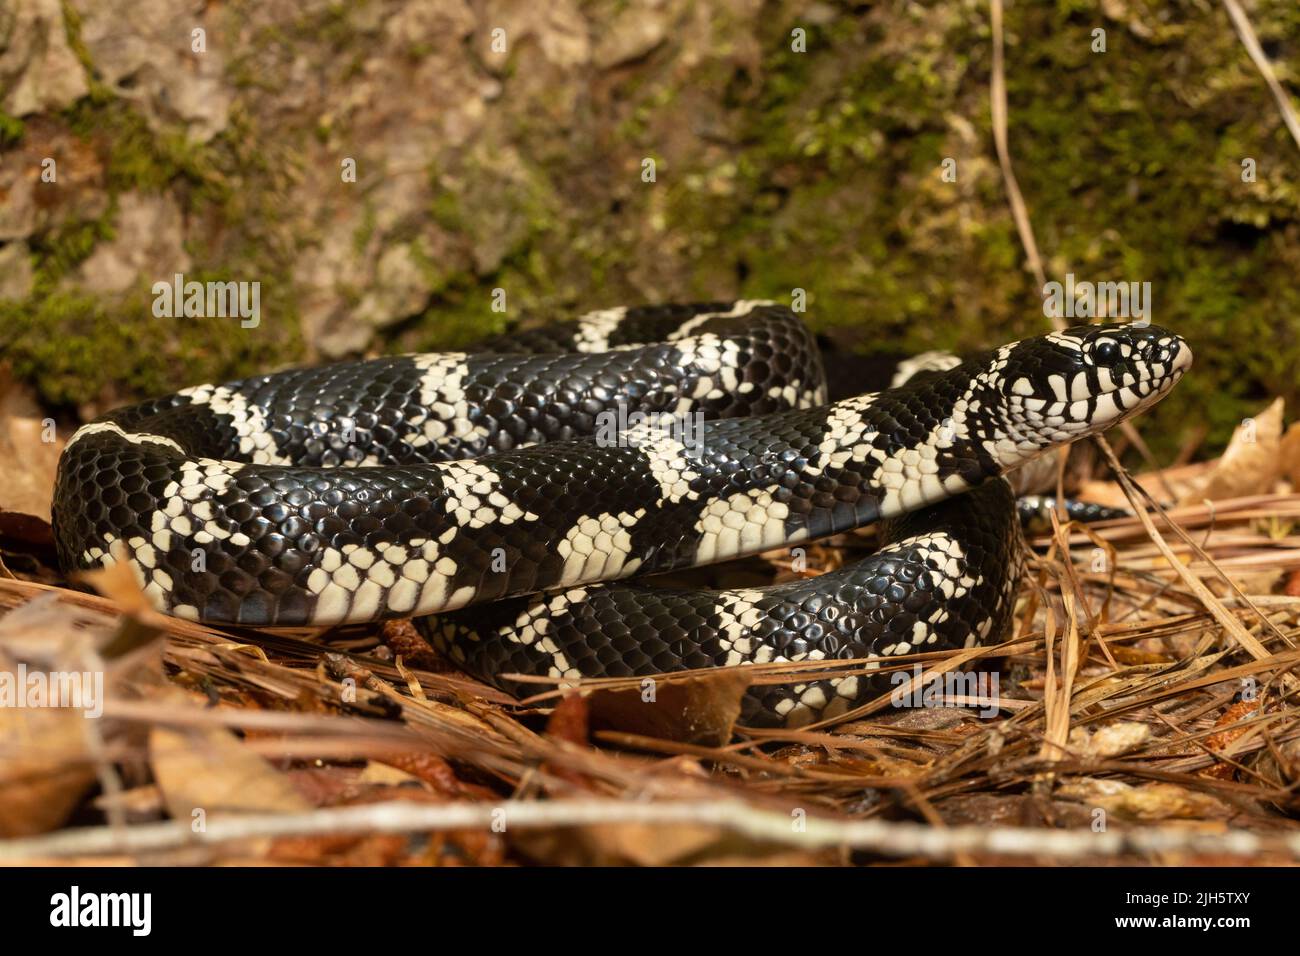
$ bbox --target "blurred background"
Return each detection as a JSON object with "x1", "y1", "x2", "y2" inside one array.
[{"x1": 1, "y1": 0, "x2": 1298, "y2": 460}]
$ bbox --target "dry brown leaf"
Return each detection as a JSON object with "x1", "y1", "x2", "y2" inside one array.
[
  {"x1": 355, "y1": 762, "x2": 429, "y2": 788},
  {"x1": 586, "y1": 668, "x2": 751, "y2": 746},
  {"x1": 0, "y1": 367, "x2": 64, "y2": 522},
  {"x1": 1079, "y1": 402, "x2": 1288, "y2": 510},
  {"x1": 1197, "y1": 696, "x2": 1265, "y2": 780},
  {"x1": 1280, "y1": 419, "x2": 1300, "y2": 488},
  {"x1": 0, "y1": 509, "x2": 54, "y2": 548},
  {"x1": 512, "y1": 820, "x2": 728, "y2": 865},
  {"x1": 149, "y1": 725, "x2": 312, "y2": 820},
  {"x1": 379, "y1": 752, "x2": 477, "y2": 796},
  {"x1": 544, "y1": 691, "x2": 590, "y2": 746},
  {"x1": 1181, "y1": 398, "x2": 1284, "y2": 505},
  {"x1": 0, "y1": 600, "x2": 109, "y2": 836},
  {"x1": 79, "y1": 549, "x2": 157, "y2": 618},
  {"x1": 0, "y1": 699, "x2": 96, "y2": 837}
]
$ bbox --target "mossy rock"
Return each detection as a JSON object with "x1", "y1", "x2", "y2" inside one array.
[{"x1": 3, "y1": 0, "x2": 1297, "y2": 462}]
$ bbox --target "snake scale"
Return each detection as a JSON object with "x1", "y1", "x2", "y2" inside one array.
[{"x1": 52, "y1": 302, "x2": 1190, "y2": 726}]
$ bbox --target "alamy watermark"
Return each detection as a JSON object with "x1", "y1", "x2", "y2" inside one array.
[
  {"x1": 152, "y1": 272, "x2": 260, "y2": 328},
  {"x1": 0, "y1": 663, "x2": 103, "y2": 718},
  {"x1": 890, "y1": 665, "x2": 1000, "y2": 718},
  {"x1": 1042, "y1": 273, "x2": 1150, "y2": 325},
  {"x1": 594, "y1": 405, "x2": 705, "y2": 452},
  {"x1": 50, "y1": 886, "x2": 151, "y2": 936}
]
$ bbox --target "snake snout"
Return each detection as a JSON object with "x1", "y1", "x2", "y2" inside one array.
[
  {"x1": 1082, "y1": 324, "x2": 1191, "y2": 431},
  {"x1": 994, "y1": 323, "x2": 1191, "y2": 450},
  {"x1": 1096, "y1": 323, "x2": 1191, "y2": 380},
  {"x1": 1068, "y1": 323, "x2": 1192, "y2": 400}
]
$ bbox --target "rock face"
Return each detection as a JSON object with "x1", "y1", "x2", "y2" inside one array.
[
  {"x1": 77, "y1": 0, "x2": 233, "y2": 142},
  {"x1": 0, "y1": 0, "x2": 89, "y2": 116},
  {"x1": 0, "y1": 0, "x2": 1297, "y2": 452},
  {"x1": 77, "y1": 192, "x2": 190, "y2": 294}
]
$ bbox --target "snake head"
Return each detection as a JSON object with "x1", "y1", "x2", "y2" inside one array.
[{"x1": 986, "y1": 322, "x2": 1192, "y2": 451}]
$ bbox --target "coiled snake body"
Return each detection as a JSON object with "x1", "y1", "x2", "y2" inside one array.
[{"x1": 53, "y1": 303, "x2": 1190, "y2": 726}]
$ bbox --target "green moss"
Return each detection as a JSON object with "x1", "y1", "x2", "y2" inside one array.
[
  {"x1": 61, "y1": 97, "x2": 228, "y2": 204},
  {"x1": 5, "y1": 5, "x2": 302, "y2": 407},
  {"x1": 29, "y1": 214, "x2": 114, "y2": 281},
  {"x1": 0, "y1": 111, "x2": 24, "y2": 147},
  {"x1": 0, "y1": 281, "x2": 294, "y2": 408},
  {"x1": 59, "y1": 0, "x2": 106, "y2": 99},
  {"x1": 630, "y1": 0, "x2": 1300, "y2": 459},
  {"x1": 10, "y1": 0, "x2": 1300, "y2": 464},
  {"x1": 352, "y1": 202, "x2": 378, "y2": 255},
  {"x1": 428, "y1": 184, "x2": 468, "y2": 234}
]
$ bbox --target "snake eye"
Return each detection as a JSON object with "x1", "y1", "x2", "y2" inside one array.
[{"x1": 1092, "y1": 339, "x2": 1119, "y2": 364}]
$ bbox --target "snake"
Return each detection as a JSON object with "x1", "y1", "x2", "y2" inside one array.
[{"x1": 51, "y1": 302, "x2": 1191, "y2": 727}]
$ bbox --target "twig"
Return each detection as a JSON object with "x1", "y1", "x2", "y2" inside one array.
[
  {"x1": 989, "y1": 0, "x2": 1175, "y2": 498},
  {"x1": 990, "y1": 0, "x2": 1050, "y2": 311},
  {"x1": 1222, "y1": 0, "x2": 1300, "y2": 151},
  {"x1": 3, "y1": 797, "x2": 1300, "y2": 862},
  {"x1": 1096, "y1": 437, "x2": 1298, "y2": 692}
]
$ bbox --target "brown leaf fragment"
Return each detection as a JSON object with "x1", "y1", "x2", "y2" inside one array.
[
  {"x1": 0, "y1": 700, "x2": 96, "y2": 837},
  {"x1": 0, "y1": 599, "x2": 112, "y2": 836},
  {"x1": 0, "y1": 367, "x2": 64, "y2": 522},
  {"x1": 381, "y1": 752, "x2": 488, "y2": 798},
  {"x1": 512, "y1": 821, "x2": 729, "y2": 866},
  {"x1": 149, "y1": 725, "x2": 312, "y2": 821},
  {"x1": 1198, "y1": 696, "x2": 1264, "y2": 780},
  {"x1": 586, "y1": 668, "x2": 751, "y2": 746},
  {"x1": 1180, "y1": 399, "x2": 1283, "y2": 505},
  {"x1": 0, "y1": 508, "x2": 54, "y2": 548},
  {"x1": 79, "y1": 548, "x2": 156, "y2": 618},
  {"x1": 381, "y1": 618, "x2": 446, "y2": 670},
  {"x1": 1057, "y1": 779, "x2": 1231, "y2": 821},
  {"x1": 356, "y1": 762, "x2": 429, "y2": 788},
  {"x1": 544, "y1": 692, "x2": 589, "y2": 746}
]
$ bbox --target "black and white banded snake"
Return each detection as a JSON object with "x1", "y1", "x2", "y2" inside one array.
[{"x1": 52, "y1": 302, "x2": 1190, "y2": 726}]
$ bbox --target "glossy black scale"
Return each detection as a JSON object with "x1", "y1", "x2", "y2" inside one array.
[
  {"x1": 425, "y1": 480, "x2": 1019, "y2": 727},
  {"x1": 51, "y1": 306, "x2": 1189, "y2": 726}
]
